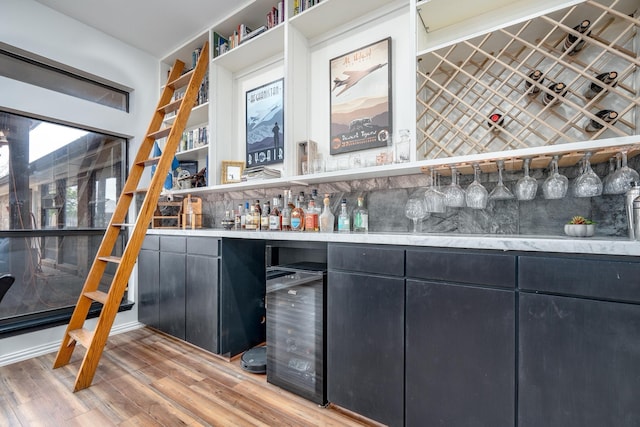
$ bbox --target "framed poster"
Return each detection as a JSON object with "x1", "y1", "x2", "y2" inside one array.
[
  {"x1": 245, "y1": 78, "x2": 284, "y2": 167},
  {"x1": 330, "y1": 37, "x2": 392, "y2": 155}
]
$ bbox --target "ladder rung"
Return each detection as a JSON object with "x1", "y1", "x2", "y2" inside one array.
[
  {"x1": 158, "y1": 98, "x2": 182, "y2": 115},
  {"x1": 84, "y1": 290, "x2": 108, "y2": 304},
  {"x1": 137, "y1": 156, "x2": 161, "y2": 167},
  {"x1": 167, "y1": 69, "x2": 194, "y2": 90},
  {"x1": 123, "y1": 188, "x2": 148, "y2": 196},
  {"x1": 148, "y1": 127, "x2": 172, "y2": 140},
  {"x1": 98, "y1": 256, "x2": 122, "y2": 264},
  {"x1": 68, "y1": 328, "x2": 93, "y2": 348},
  {"x1": 111, "y1": 223, "x2": 136, "y2": 228}
]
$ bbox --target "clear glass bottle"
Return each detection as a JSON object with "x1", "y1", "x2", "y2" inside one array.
[
  {"x1": 353, "y1": 196, "x2": 369, "y2": 233},
  {"x1": 291, "y1": 194, "x2": 305, "y2": 232},
  {"x1": 269, "y1": 196, "x2": 281, "y2": 231},
  {"x1": 337, "y1": 198, "x2": 350, "y2": 233},
  {"x1": 234, "y1": 204, "x2": 242, "y2": 230},
  {"x1": 252, "y1": 201, "x2": 261, "y2": 231},
  {"x1": 281, "y1": 190, "x2": 292, "y2": 231},
  {"x1": 260, "y1": 200, "x2": 270, "y2": 230},
  {"x1": 241, "y1": 201, "x2": 249, "y2": 229},
  {"x1": 319, "y1": 193, "x2": 335, "y2": 233}
]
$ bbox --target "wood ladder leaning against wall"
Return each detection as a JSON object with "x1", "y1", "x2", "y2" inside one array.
[{"x1": 53, "y1": 42, "x2": 209, "y2": 392}]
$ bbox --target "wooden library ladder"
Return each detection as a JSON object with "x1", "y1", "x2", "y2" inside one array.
[{"x1": 53, "y1": 42, "x2": 209, "y2": 391}]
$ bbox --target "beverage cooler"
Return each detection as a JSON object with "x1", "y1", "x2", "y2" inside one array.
[{"x1": 266, "y1": 263, "x2": 326, "y2": 405}]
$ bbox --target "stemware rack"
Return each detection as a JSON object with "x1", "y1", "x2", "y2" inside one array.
[
  {"x1": 420, "y1": 142, "x2": 640, "y2": 176},
  {"x1": 416, "y1": 0, "x2": 639, "y2": 162}
]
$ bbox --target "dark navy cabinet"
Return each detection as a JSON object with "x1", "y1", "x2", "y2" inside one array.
[
  {"x1": 327, "y1": 244, "x2": 405, "y2": 427},
  {"x1": 405, "y1": 248, "x2": 516, "y2": 427}
]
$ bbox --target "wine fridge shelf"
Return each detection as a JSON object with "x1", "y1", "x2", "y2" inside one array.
[{"x1": 416, "y1": 0, "x2": 639, "y2": 162}]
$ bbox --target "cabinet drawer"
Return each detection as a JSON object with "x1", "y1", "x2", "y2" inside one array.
[
  {"x1": 187, "y1": 237, "x2": 220, "y2": 257},
  {"x1": 328, "y1": 244, "x2": 404, "y2": 277},
  {"x1": 519, "y1": 255, "x2": 640, "y2": 303},
  {"x1": 141, "y1": 235, "x2": 159, "y2": 251},
  {"x1": 406, "y1": 249, "x2": 515, "y2": 288},
  {"x1": 160, "y1": 236, "x2": 186, "y2": 253}
]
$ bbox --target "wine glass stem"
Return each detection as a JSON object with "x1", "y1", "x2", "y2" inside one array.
[{"x1": 413, "y1": 219, "x2": 418, "y2": 233}]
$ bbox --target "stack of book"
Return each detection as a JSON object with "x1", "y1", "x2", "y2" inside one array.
[
  {"x1": 242, "y1": 166, "x2": 282, "y2": 181},
  {"x1": 294, "y1": 0, "x2": 322, "y2": 15}
]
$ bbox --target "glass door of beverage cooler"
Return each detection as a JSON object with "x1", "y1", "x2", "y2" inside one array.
[{"x1": 266, "y1": 265, "x2": 326, "y2": 405}]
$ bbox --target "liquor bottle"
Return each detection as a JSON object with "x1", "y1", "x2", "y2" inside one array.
[
  {"x1": 291, "y1": 194, "x2": 305, "y2": 231},
  {"x1": 234, "y1": 204, "x2": 242, "y2": 230},
  {"x1": 269, "y1": 196, "x2": 282, "y2": 230},
  {"x1": 245, "y1": 204, "x2": 257, "y2": 230},
  {"x1": 281, "y1": 190, "x2": 292, "y2": 231},
  {"x1": 542, "y1": 82, "x2": 567, "y2": 106},
  {"x1": 524, "y1": 69, "x2": 544, "y2": 95},
  {"x1": 584, "y1": 71, "x2": 618, "y2": 99},
  {"x1": 241, "y1": 201, "x2": 249, "y2": 229},
  {"x1": 261, "y1": 201, "x2": 270, "y2": 230},
  {"x1": 252, "y1": 201, "x2": 261, "y2": 231},
  {"x1": 584, "y1": 110, "x2": 618, "y2": 132},
  {"x1": 353, "y1": 196, "x2": 369, "y2": 233},
  {"x1": 319, "y1": 193, "x2": 335, "y2": 233},
  {"x1": 305, "y1": 196, "x2": 319, "y2": 232},
  {"x1": 562, "y1": 19, "x2": 591, "y2": 55},
  {"x1": 337, "y1": 199, "x2": 350, "y2": 233}
]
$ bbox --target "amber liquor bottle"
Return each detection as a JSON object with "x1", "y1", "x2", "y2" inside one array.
[{"x1": 290, "y1": 195, "x2": 305, "y2": 232}]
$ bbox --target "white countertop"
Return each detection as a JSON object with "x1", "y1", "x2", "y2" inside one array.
[{"x1": 146, "y1": 228, "x2": 640, "y2": 257}]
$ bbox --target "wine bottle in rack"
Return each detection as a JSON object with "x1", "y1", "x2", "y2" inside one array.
[
  {"x1": 487, "y1": 113, "x2": 505, "y2": 132},
  {"x1": 584, "y1": 110, "x2": 618, "y2": 132},
  {"x1": 524, "y1": 70, "x2": 544, "y2": 95},
  {"x1": 562, "y1": 20, "x2": 591, "y2": 55},
  {"x1": 584, "y1": 71, "x2": 618, "y2": 99},
  {"x1": 542, "y1": 82, "x2": 567, "y2": 106}
]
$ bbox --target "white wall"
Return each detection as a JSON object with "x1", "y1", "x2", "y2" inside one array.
[{"x1": 0, "y1": 0, "x2": 160, "y2": 365}]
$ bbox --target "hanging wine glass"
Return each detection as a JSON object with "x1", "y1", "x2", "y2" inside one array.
[
  {"x1": 489, "y1": 160, "x2": 515, "y2": 200},
  {"x1": 542, "y1": 155, "x2": 568, "y2": 199},
  {"x1": 405, "y1": 197, "x2": 427, "y2": 233},
  {"x1": 573, "y1": 152, "x2": 603, "y2": 197},
  {"x1": 607, "y1": 150, "x2": 639, "y2": 195},
  {"x1": 424, "y1": 168, "x2": 446, "y2": 213},
  {"x1": 465, "y1": 163, "x2": 489, "y2": 209},
  {"x1": 602, "y1": 157, "x2": 618, "y2": 195},
  {"x1": 442, "y1": 166, "x2": 466, "y2": 208},
  {"x1": 515, "y1": 158, "x2": 538, "y2": 201}
]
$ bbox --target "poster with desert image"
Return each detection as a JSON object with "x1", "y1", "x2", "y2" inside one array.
[{"x1": 330, "y1": 37, "x2": 392, "y2": 155}]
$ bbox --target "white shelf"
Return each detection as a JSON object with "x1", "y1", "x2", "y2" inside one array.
[
  {"x1": 212, "y1": 24, "x2": 285, "y2": 73},
  {"x1": 176, "y1": 144, "x2": 208, "y2": 162},
  {"x1": 416, "y1": 0, "x2": 581, "y2": 53},
  {"x1": 163, "y1": 102, "x2": 209, "y2": 128},
  {"x1": 289, "y1": 0, "x2": 400, "y2": 40}
]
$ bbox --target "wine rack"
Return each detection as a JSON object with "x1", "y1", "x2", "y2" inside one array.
[{"x1": 416, "y1": 0, "x2": 639, "y2": 161}]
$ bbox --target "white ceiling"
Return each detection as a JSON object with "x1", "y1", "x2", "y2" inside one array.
[{"x1": 33, "y1": 0, "x2": 251, "y2": 58}]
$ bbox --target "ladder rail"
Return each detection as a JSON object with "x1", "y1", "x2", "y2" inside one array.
[{"x1": 53, "y1": 43, "x2": 210, "y2": 391}]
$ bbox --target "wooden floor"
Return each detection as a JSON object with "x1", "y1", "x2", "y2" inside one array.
[{"x1": 0, "y1": 327, "x2": 379, "y2": 426}]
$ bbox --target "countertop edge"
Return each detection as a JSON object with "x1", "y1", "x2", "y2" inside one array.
[{"x1": 145, "y1": 229, "x2": 640, "y2": 257}]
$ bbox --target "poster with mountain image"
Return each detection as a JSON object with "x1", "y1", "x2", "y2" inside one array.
[
  {"x1": 246, "y1": 78, "x2": 284, "y2": 167},
  {"x1": 330, "y1": 37, "x2": 392, "y2": 155}
]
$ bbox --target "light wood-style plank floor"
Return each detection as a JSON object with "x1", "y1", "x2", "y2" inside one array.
[{"x1": 0, "y1": 327, "x2": 380, "y2": 426}]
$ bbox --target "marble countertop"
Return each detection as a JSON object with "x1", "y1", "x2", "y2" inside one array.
[{"x1": 146, "y1": 228, "x2": 640, "y2": 257}]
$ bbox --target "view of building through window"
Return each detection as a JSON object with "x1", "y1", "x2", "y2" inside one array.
[{"x1": 0, "y1": 111, "x2": 127, "y2": 323}]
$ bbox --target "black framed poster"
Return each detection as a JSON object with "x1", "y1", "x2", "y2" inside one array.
[
  {"x1": 245, "y1": 78, "x2": 284, "y2": 167},
  {"x1": 330, "y1": 37, "x2": 392, "y2": 155}
]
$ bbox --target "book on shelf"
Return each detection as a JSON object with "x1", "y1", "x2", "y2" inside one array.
[
  {"x1": 242, "y1": 166, "x2": 282, "y2": 181},
  {"x1": 213, "y1": 32, "x2": 229, "y2": 57},
  {"x1": 295, "y1": 0, "x2": 321, "y2": 15},
  {"x1": 241, "y1": 25, "x2": 268, "y2": 44}
]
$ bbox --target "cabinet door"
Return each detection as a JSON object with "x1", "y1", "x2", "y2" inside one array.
[
  {"x1": 186, "y1": 254, "x2": 219, "y2": 353},
  {"x1": 406, "y1": 280, "x2": 515, "y2": 427},
  {"x1": 158, "y1": 251, "x2": 186, "y2": 339},
  {"x1": 327, "y1": 270, "x2": 404, "y2": 427},
  {"x1": 138, "y1": 249, "x2": 159, "y2": 328},
  {"x1": 519, "y1": 293, "x2": 640, "y2": 427}
]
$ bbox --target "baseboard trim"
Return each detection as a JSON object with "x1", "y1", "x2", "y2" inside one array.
[{"x1": 0, "y1": 321, "x2": 145, "y2": 367}]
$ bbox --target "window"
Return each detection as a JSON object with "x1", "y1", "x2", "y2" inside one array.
[
  {"x1": 0, "y1": 111, "x2": 128, "y2": 330},
  {"x1": 0, "y1": 44, "x2": 129, "y2": 111}
]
